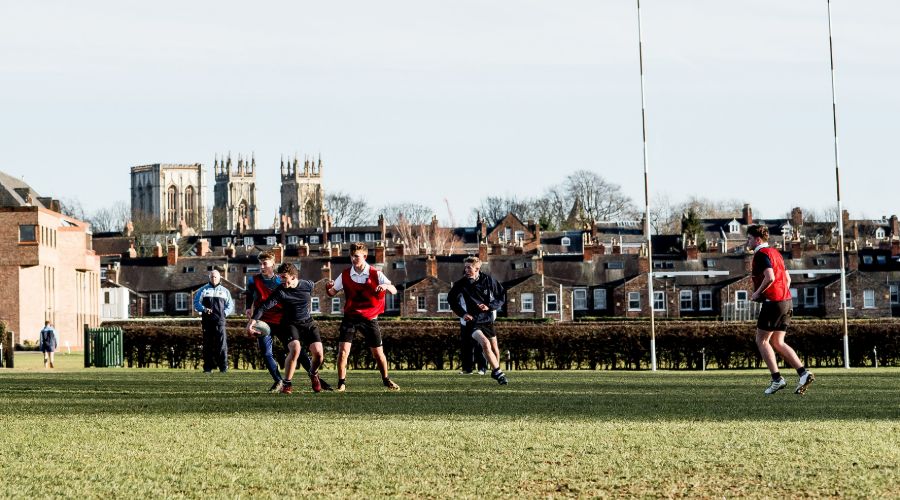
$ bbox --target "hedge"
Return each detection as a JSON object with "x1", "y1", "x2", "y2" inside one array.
[{"x1": 103, "y1": 318, "x2": 900, "y2": 370}]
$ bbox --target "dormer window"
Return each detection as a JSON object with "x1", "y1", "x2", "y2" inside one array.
[
  {"x1": 222, "y1": 237, "x2": 232, "y2": 246},
  {"x1": 877, "y1": 255, "x2": 887, "y2": 264},
  {"x1": 728, "y1": 220, "x2": 741, "y2": 234},
  {"x1": 265, "y1": 236, "x2": 276, "y2": 246},
  {"x1": 243, "y1": 237, "x2": 254, "y2": 247},
  {"x1": 309, "y1": 235, "x2": 320, "y2": 244},
  {"x1": 814, "y1": 258, "x2": 826, "y2": 266},
  {"x1": 875, "y1": 228, "x2": 886, "y2": 239},
  {"x1": 863, "y1": 255, "x2": 873, "y2": 265},
  {"x1": 287, "y1": 236, "x2": 299, "y2": 245},
  {"x1": 561, "y1": 237, "x2": 571, "y2": 247}
]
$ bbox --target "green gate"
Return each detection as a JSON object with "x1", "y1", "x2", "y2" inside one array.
[{"x1": 84, "y1": 325, "x2": 124, "y2": 368}]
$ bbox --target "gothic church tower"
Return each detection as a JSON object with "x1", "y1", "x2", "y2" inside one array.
[
  {"x1": 130, "y1": 163, "x2": 206, "y2": 231},
  {"x1": 213, "y1": 153, "x2": 259, "y2": 231},
  {"x1": 280, "y1": 155, "x2": 324, "y2": 228}
]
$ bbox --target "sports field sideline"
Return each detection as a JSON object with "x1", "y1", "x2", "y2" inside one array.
[{"x1": 2, "y1": 353, "x2": 898, "y2": 498}]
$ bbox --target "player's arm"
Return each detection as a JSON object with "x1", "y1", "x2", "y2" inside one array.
[
  {"x1": 326, "y1": 275, "x2": 341, "y2": 297},
  {"x1": 751, "y1": 268, "x2": 775, "y2": 301},
  {"x1": 448, "y1": 281, "x2": 469, "y2": 319},
  {"x1": 375, "y1": 271, "x2": 397, "y2": 294}
]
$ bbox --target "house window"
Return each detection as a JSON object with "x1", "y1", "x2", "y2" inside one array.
[
  {"x1": 560, "y1": 237, "x2": 571, "y2": 248},
  {"x1": 573, "y1": 289, "x2": 587, "y2": 310},
  {"x1": 790, "y1": 288, "x2": 799, "y2": 308},
  {"x1": 349, "y1": 233, "x2": 359, "y2": 242},
  {"x1": 699, "y1": 290, "x2": 712, "y2": 311},
  {"x1": 607, "y1": 261, "x2": 624, "y2": 270},
  {"x1": 876, "y1": 228, "x2": 886, "y2": 239},
  {"x1": 514, "y1": 230, "x2": 525, "y2": 242},
  {"x1": 628, "y1": 292, "x2": 641, "y2": 311},
  {"x1": 844, "y1": 290, "x2": 852, "y2": 309},
  {"x1": 100, "y1": 268, "x2": 108, "y2": 280},
  {"x1": 706, "y1": 259, "x2": 717, "y2": 268},
  {"x1": 890, "y1": 285, "x2": 899, "y2": 304},
  {"x1": 19, "y1": 225, "x2": 37, "y2": 242},
  {"x1": 653, "y1": 291, "x2": 665, "y2": 312},
  {"x1": 504, "y1": 227, "x2": 512, "y2": 242},
  {"x1": 877, "y1": 255, "x2": 887, "y2": 264},
  {"x1": 814, "y1": 258, "x2": 826, "y2": 266},
  {"x1": 394, "y1": 262, "x2": 406, "y2": 270},
  {"x1": 521, "y1": 293, "x2": 534, "y2": 312},
  {"x1": 332, "y1": 297, "x2": 342, "y2": 314},
  {"x1": 175, "y1": 293, "x2": 189, "y2": 311},
  {"x1": 863, "y1": 289, "x2": 875, "y2": 309},
  {"x1": 243, "y1": 237, "x2": 254, "y2": 246},
  {"x1": 417, "y1": 296, "x2": 426, "y2": 312},
  {"x1": 545, "y1": 293, "x2": 559, "y2": 313},
  {"x1": 593, "y1": 289, "x2": 607, "y2": 310},
  {"x1": 728, "y1": 220, "x2": 740, "y2": 233},
  {"x1": 182, "y1": 266, "x2": 195, "y2": 273},
  {"x1": 735, "y1": 291, "x2": 748, "y2": 310},
  {"x1": 331, "y1": 234, "x2": 343, "y2": 243},
  {"x1": 438, "y1": 293, "x2": 450, "y2": 312},
  {"x1": 680, "y1": 290, "x2": 693, "y2": 311},
  {"x1": 288, "y1": 236, "x2": 299, "y2": 245},
  {"x1": 245, "y1": 266, "x2": 260, "y2": 274},
  {"x1": 385, "y1": 294, "x2": 399, "y2": 311},
  {"x1": 104, "y1": 290, "x2": 111, "y2": 304},
  {"x1": 311, "y1": 297, "x2": 320, "y2": 313},
  {"x1": 364, "y1": 233, "x2": 375, "y2": 242},
  {"x1": 862, "y1": 255, "x2": 873, "y2": 265},
  {"x1": 222, "y1": 237, "x2": 232, "y2": 246},
  {"x1": 803, "y1": 288, "x2": 818, "y2": 307},
  {"x1": 150, "y1": 293, "x2": 164, "y2": 312},
  {"x1": 266, "y1": 236, "x2": 276, "y2": 246},
  {"x1": 309, "y1": 235, "x2": 320, "y2": 244}
]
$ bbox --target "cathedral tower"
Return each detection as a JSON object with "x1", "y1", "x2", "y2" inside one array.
[
  {"x1": 213, "y1": 153, "x2": 259, "y2": 232},
  {"x1": 130, "y1": 163, "x2": 207, "y2": 231},
  {"x1": 280, "y1": 155, "x2": 325, "y2": 228}
]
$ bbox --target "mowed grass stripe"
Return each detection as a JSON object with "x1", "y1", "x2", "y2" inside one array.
[{"x1": 1, "y1": 368, "x2": 898, "y2": 498}]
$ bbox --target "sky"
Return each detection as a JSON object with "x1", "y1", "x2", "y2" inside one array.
[{"x1": 2, "y1": 1, "x2": 899, "y2": 227}]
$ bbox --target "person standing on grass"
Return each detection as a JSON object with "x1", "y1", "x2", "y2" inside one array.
[
  {"x1": 448, "y1": 256, "x2": 508, "y2": 385},
  {"x1": 747, "y1": 224, "x2": 814, "y2": 395},
  {"x1": 194, "y1": 269, "x2": 235, "y2": 373},
  {"x1": 457, "y1": 293, "x2": 487, "y2": 375},
  {"x1": 326, "y1": 242, "x2": 400, "y2": 392},
  {"x1": 249, "y1": 262, "x2": 324, "y2": 395},
  {"x1": 39, "y1": 321, "x2": 57, "y2": 369},
  {"x1": 245, "y1": 252, "x2": 331, "y2": 393}
]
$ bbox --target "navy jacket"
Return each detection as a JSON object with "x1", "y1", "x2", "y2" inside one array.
[{"x1": 448, "y1": 272, "x2": 506, "y2": 324}]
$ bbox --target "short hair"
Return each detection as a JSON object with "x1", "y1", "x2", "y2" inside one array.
[
  {"x1": 257, "y1": 251, "x2": 274, "y2": 262},
  {"x1": 349, "y1": 242, "x2": 368, "y2": 255},
  {"x1": 463, "y1": 256, "x2": 482, "y2": 266},
  {"x1": 747, "y1": 225, "x2": 769, "y2": 241},
  {"x1": 276, "y1": 262, "x2": 298, "y2": 278}
]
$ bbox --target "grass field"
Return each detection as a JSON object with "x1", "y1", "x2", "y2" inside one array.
[{"x1": 2, "y1": 352, "x2": 899, "y2": 498}]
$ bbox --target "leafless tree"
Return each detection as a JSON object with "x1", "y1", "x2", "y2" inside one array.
[
  {"x1": 88, "y1": 201, "x2": 130, "y2": 233},
  {"x1": 326, "y1": 191, "x2": 373, "y2": 227},
  {"x1": 379, "y1": 203, "x2": 434, "y2": 227},
  {"x1": 59, "y1": 197, "x2": 87, "y2": 221},
  {"x1": 563, "y1": 170, "x2": 638, "y2": 222}
]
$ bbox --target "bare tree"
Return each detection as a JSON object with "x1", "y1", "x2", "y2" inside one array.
[
  {"x1": 89, "y1": 201, "x2": 130, "y2": 233},
  {"x1": 471, "y1": 196, "x2": 531, "y2": 226},
  {"x1": 563, "y1": 170, "x2": 639, "y2": 222},
  {"x1": 379, "y1": 203, "x2": 434, "y2": 227},
  {"x1": 326, "y1": 191, "x2": 373, "y2": 226},
  {"x1": 59, "y1": 197, "x2": 87, "y2": 221}
]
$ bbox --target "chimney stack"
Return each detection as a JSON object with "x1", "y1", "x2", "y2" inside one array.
[
  {"x1": 197, "y1": 238, "x2": 210, "y2": 257},
  {"x1": 891, "y1": 215, "x2": 899, "y2": 239},
  {"x1": 532, "y1": 255, "x2": 544, "y2": 275},
  {"x1": 742, "y1": 203, "x2": 753, "y2": 225},
  {"x1": 426, "y1": 255, "x2": 438, "y2": 278},
  {"x1": 153, "y1": 242, "x2": 164, "y2": 258},
  {"x1": 298, "y1": 243, "x2": 309, "y2": 257},
  {"x1": 791, "y1": 207, "x2": 803, "y2": 229},
  {"x1": 272, "y1": 244, "x2": 284, "y2": 264},
  {"x1": 125, "y1": 242, "x2": 137, "y2": 259},
  {"x1": 167, "y1": 241, "x2": 178, "y2": 266},
  {"x1": 378, "y1": 214, "x2": 387, "y2": 242},
  {"x1": 478, "y1": 243, "x2": 489, "y2": 263},
  {"x1": 224, "y1": 244, "x2": 236, "y2": 258},
  {"x1": 321, "y1": 262, "x2": 332, "y2": 282},
  {"x1": 107, "y1": 262, "x2": 120, "y2": 284},
  {"x1": 374, "y1": 242, "x2": 386, "y2": 264},
  {"x1": 395, "y1": 242, "x2": 405, "y2": 257}
]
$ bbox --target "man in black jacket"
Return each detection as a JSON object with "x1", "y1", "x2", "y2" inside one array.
[{"x1": 448, "y1": 256, "x2": 508, "y2": 385}]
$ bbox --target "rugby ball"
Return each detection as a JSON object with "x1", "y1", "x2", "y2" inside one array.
[{"x1": 253, "y1": 320, "x2": 271, "y2": 336}]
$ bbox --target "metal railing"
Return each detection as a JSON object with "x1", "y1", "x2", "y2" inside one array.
[{"x1": 721, "y1": 301, "x2": 762, "y2": 322}]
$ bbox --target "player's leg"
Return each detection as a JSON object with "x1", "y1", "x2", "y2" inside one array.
[{"x1": 366, "y1": 320, "x2": 398, "y2": 390}]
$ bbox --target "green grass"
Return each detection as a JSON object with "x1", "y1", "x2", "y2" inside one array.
[{"x1": 2, "y1": 356, "x2": 899, "y2": 498}]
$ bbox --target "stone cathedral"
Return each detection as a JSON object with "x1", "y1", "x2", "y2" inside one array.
[
  {"x1": 213, "y1": 153, "x2": 260, "y2": 231},
  {"x1": 279, "y1": 155, "x2": 325, "y2": 229},
  {"x1": 130, "y1": 163, "x2": 207, "y2": 231}
]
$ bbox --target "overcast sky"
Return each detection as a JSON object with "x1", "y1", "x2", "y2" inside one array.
[{"x1": 1, "y1": 1, "x2": 898, "y2": 227}]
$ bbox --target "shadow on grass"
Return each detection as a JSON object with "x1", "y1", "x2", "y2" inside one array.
[{"x1": 1, "y1": 369, "x2": 898, "y2": 422}]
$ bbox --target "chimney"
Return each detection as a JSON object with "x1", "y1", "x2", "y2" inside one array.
[
  {"x1": 742, "y1": 204, "x2": 753, "y2": 225},
  {"x1": 638, "y1": 255, "x2": 649, "y2": 275},
  {"x1": 107, "y1": 262, "x2": 119, "y2": 284},
  {"x1": 791, "y1": 207, "x2": 803, "y2": 228},
  {"x1": 478, "y1": 243, "x2": 489, "y2": 263},
  {"x1": 224, "y1": 243, "x2": 236, "y2": 258},
  {"x1": 378, "y1": 214, "x2": 387, "y2": 242},
  {"x1": 892, "y1": 238, "x2": 900, "y2": 257},
  {"x1": 430, "y1": 215, "x2": 438, "y2": 250},
  {"x1": 395, "y1": 242, "x2": 405, "y2": 257},
  {"x1": 477, "y1": 214, "x2": 487, "y2": 240},
  {"x1": 153, "y1": 242, "x2": 164, "y2": 258},
  {"x1": 612, "y1": 239, "x2": 622, "y2": 255},
  {"x1": 842, "y1": 210, "x2": 850, "y2": 230},
  {"x1": 847, "y1": 249, "x2": 859, "y2": 272},
  {"x1": 374, "y1": 243, "x2": 385, "y2": 264},
  {"x1": 321, "y1": 262, "x2": 332, "y2": 281},
  {"x1": 513, "y1": 242, "x2": 524, "y2": 255},
  {"x1": 891, "y1": 215, "x2": 899, "y2": 238},
  {"x1": 418, "y1": 242, "x2": 428, "y2": 256},
  {"x1": 685, "y1": 243, "x2": 699, "y2": 261},
  {"x1": 583, "y1": 240, "x2": 594, "y2": 262},
  {"x1": 197, "y1": 238, "x2": 210, "y2": 257},
  {"x1": 167, "y1": 241, "x2": 178, "y2": 266},
  {"x1": 125, "y1": 242, "x2": 137, "y2": 259},
  {"x1": 272, "y1": 244, "x2": 284, "y2": 264},
  {"x1": 491, "y1": 242, "x2": 503, "y2": 256},
  {"x1": 597, "y1": 243, "x2": 606, "y2": 255},
  {"x1": 532, "y1": 255, "x2": 544, "y2": 275},
  {"x1": 298, "y1": 243, "x2": 309, "y2": 257},
  {"x1": 124, "y1": 221, "x2": 134, "y2": 237},
  {"x1": 426, "y1": 255, "x2": 438, "y2": 278},
  {"x1": 790, "y1": 239, "x2": 802, "y2": 260}
]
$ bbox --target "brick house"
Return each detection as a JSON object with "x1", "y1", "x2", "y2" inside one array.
[{"x1": 504, "y1": 273, "x2": 570, "y2": 320}]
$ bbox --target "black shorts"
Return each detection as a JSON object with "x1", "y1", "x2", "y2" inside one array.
[
  {"x1": 462, "y1": 322, "x2": 496, "y2": 339},
  {"x1": 275, "y1": 319, "x2": 322, "y2": 347},
  {"x1": 757, "y1": 300, "x2": 792, "y2": 332},
  {"x1": 338, "y1": 316, "x2": 383, "y2": 348}
]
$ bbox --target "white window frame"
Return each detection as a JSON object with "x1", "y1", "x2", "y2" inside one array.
[
  {"x1": 699, "y1": 290, "x2": 712, "y2": 311},
  {"x1": 728, "y1": 221, "x2": 740, "y2": 233},
  {"x1": 349, "y1": 233, "x2": 360, "y2": 242},
  {"x1": 545, "y1": 293, "x2": 559, "y2": 313},
  {"x1": 311, "y1": 297, "x2": 320, "y2": 314},
  {"x1": 504, "y1": 227, "x2": 512, "y2": 242},
  {"x1": 309, "y1": 235, "x2": 320, "y2": 244},
  {"x1": 735, "y1": 291, "x2": 748, "y2": 311},
  {"x1": 331, "y1": 234, "x2": 343, "y2": 243},
  {"x1": 790, "y1": 288, "x2": 799, "y2": 308},
  {"x1": 680, "y1": 290, "x2": 693, "y2": 311},
  {"x1": 150, "y1": 293, "x2": 164, "y2": 312},
  {"x1": 876, "y1": 228, "x2": 886, "y2": 239},
  {"x1": 628, "y1": 291, "x2": 641, "y2": 311},
  {"x1": 514, "y1": 230, "x2": 525, "y2": 242},
  {"x1": 394, "y1": 261, "x2": 406, "y2": 270},
  {"x1": 416, "y1": 296, "x2": 427, "y2": 312},
  {"x1": 593, "y1": 289, "x2": 607, "y2": 310},
  {"x1": 437, "y1": 293, "x2": 450, "y2": 312},
  {"x1": 385, "y1": 294, "x2": 399, "y2": 311},
  {"x1": 364, "y1": 233, "x2": 375, "y2": 242},
  {"x1": 573, "y1": 288, "x2": 588, "y2": 311},
  {"x1": 862, "y1": 255, "x2": 874, "y2": 265},
  {"x1": 844, "y1": 290, "x2": 853, "y2": 309},
  {"x1": 287, "y1": 235, "x2": 299, "y2": 245},
  {"x1": 331, "y1": 297, "x2": 342, "y2": 314},
  {"x1": 863, "y1": 289, "x2": 875, "y2": 309},
  {"x1": 560, "y1": 237, "x2": 571, "y2": 247},
  {"x1": 265, "y1": 236, "x2": 276, "y2": 246},
  {"x1": 243, "y1": 236, "x2": 254, "y2": 247},
  {"x1": 803, "y1": 288, "x2": 818, "y2": 307},
  {"x1": 890, "y1": 284, "x2": 899, "y2": 304},
  {"x1": 222, "y1": 237, "x2": 232, "y2": 246},
  {"x1": 521, "y1": 293, "x2": 534, "y2": 312},
  {"x1": 653, "y1": 291, "x2": 666, "y2": 312},
  {"x1": 175, "y1": 293, "x2": 189, "y2": 311}
]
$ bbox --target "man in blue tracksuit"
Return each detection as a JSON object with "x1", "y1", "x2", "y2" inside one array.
[{"x1": 194, "y1": 269, "x2": 234, "y2": 373}]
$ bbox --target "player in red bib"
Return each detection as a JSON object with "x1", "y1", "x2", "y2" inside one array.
[
  {"x1": 747, "y1": 225, "x2": 815, "y2": 395},
  {"x1": 326, "y1": 242, "x2": 399, "y2": 391}
]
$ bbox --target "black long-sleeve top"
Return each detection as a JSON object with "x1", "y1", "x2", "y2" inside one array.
[
  {"x1": 252, "y1": 279, "x2": 315, "y2": 324},
  {"x1": 448, "y1": 272, "x2": 506, "y2": 324}
]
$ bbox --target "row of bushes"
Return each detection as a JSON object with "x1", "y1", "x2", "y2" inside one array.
[{"x1": 104, "y1": 319, "x2": 900, "y2": 370}]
